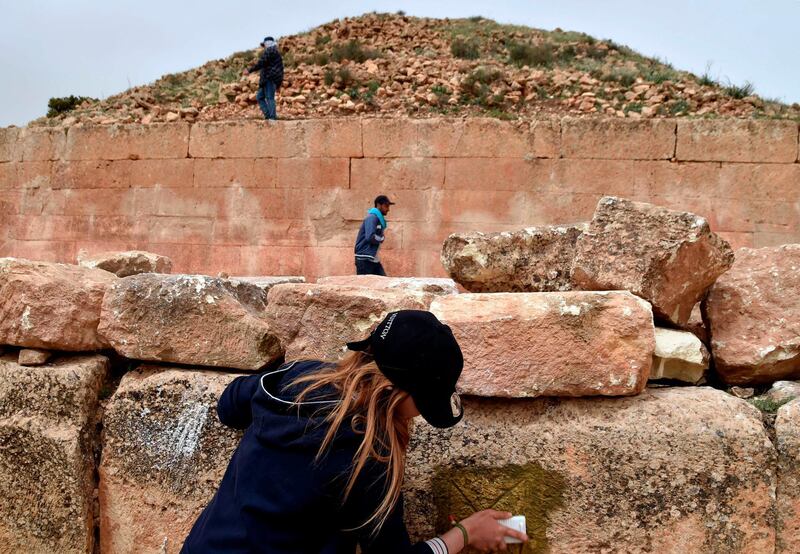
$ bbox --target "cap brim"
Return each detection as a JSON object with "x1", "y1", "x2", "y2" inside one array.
[
  {"x1": 346, "y1": 337, "x2": 372, "y2": 352},
  {"x1": 412, "y1": 388, "x2": 463, "y2": 429}
]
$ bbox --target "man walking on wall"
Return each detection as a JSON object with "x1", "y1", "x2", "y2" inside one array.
[
  {"x1": 244, "y1": 36, "x2": 284, "y2": 120},
  {"x1": 354, "y1": 195, "x2": 395, "y2": 276}
]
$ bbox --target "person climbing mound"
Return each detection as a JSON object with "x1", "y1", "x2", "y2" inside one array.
[
  {"x1": 181, "y1": 310, "x2": 528, "y2": 553},
  {"x1": 244, "y1": 36, "x2": 284, "y2": 120}
]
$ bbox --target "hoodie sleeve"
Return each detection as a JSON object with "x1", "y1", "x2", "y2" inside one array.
[
  {"x1": 216, "y1": 374, "x2": 261, "y2": 430},
  {"x1": 248, "y1": 51, "x2": 267, "y2": 73},
  {"x1": 364, "y1": 214, "x2": 385, "y2": 246}
]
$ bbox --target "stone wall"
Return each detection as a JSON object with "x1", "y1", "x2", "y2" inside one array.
[{"x1": 1, "y1": 117, "x2": 799, "y2": 280}]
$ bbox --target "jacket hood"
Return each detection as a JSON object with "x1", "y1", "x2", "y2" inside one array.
[{"x1": 250, "y1": 361, "x2": 360, "y2": 452}]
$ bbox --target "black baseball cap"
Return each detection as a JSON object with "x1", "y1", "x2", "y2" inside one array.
[
  {"x1": 347, "y1": 310, "x2": 464, "y2": 428},
  {"x1": 374, "y1": 195, "x2": 395, "y2": 206}
]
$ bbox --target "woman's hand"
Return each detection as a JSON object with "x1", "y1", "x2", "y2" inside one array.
[{"x1": 460, "y1": 510, "x2": 528, "y2": 552}]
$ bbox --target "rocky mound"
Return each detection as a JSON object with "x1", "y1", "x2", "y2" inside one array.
[{"x1": 32, "y1": 13, "x2": 799, "y2": 126}]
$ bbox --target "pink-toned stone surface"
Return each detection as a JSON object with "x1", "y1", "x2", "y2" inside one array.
[
  {"x1": 685, "y1": 303, "x2": 708, "y2": 344},
  {"x1": 777, "y1": 398, "x2": 800, "y2": 553},
  {"x1": 99, "y1": 367, "x2": 240, "y2": 554},
  {"x1": 677, "y1": 119, "x2": 799, "y2": 163},
  {"x1": 430, "y1": 291, "x2": 655, "y2": 397},
  {"x1": 571, "y1": 196, "x2": 734, "y2": 326},
  {"x1": 65, "y1": 123, "x2": 190, "y2": 160},
  {"x1": 317, "y1": 275, "x2": 458, "y2": 295},
  {"x1": 77, "y1": 249, "x2": 173, "y2": 277},
  {"x1": 0, "y1": 257, "x2": 117, "y2": 350},
  {"x1": 561, "y1": 117, "x2": 676, "y2": 160},
  {"x1": 441, "y1": 223, "x2": 587, "y2": 292},
  {"x1": 0, "y1": 354, "x2": 109, "y2": 554},
  {"x1": 704, "y1": 245, "x2": 800, "y2": 385},
  {"x1": 17, "y1": 348, "x2": 51, "y2": 366},
  {"x1": 98, "y1": 273, "x2": 282, "y2": 370},
  {"x1": 265, "y1": 283, "x2": 430, "y2": 361},
  {"x1": 405, "y1": 387, "x2": 776, "y2": 553}
]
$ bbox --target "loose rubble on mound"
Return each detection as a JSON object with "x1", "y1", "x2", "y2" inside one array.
[
  {"x1": 29, "y1": 13, "x2": 800, "y2": 127},
  {"x1": 1, "y1": 194, "x2": 800, "y2": 553}
]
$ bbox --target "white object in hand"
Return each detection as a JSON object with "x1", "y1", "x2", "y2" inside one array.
[{"x1": 497, "y1": 515, "x2": 527, "y2": 544}]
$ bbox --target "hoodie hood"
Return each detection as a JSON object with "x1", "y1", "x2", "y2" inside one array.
[{"x1": 250, "y1": 360, "x2": 360, "y2": 452}]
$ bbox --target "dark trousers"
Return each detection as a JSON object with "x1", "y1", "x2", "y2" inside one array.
[
  {"x1": 355, "y1": 259, "x2": 386, "y2": 276},
  {"x1": 256, "y1": 81, "x2": 277, "y2": 120}
]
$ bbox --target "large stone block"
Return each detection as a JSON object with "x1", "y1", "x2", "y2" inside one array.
[
  {"x1": 264, "y1": 283, "x2": 430, "y2": 361},
  {"x1": 405, "y1": 388, "x2": 776, "y2": 553},
  {"x1": 572, "y1": 196, "x2": 734, "y2": 326},
  {"x1": 317, "y1": 275, "x2": 458, "y2": 295},
  {"x1": 441, "y1": 224, "x2": 587, "y2": 292},
  {"x1": 350, "y1": 158, "x2": 445, "y2": 190},
  {"x1": 777, "y1": 398, "x2": 800, "y2": 553},
  {"x1": 99, "y1": 367, "x2": 240, "y2": 554},
  {"x1": 78, "y1": 249, "x2": 173, "y2": 277},
  {"x1": 0, "y1": 127, "x2": 19, "y2": 163},
  {"x1": 98, "y1": 273, "x2": 282, "y2": 370},
  {"x1": 561, "y1": 117, "x2": 676, "y2": 160},
  {"x1": 0, "y1": 257, "x2": 117, "y2": 350},
  {"x1": 704, "y1": 245, "x2": 800, "y2": 385},
  {"x1": 676, "y1": 119, "x2": 798, "y2": 163},
  {"x1": 15, "y1": 127, "x2": 67, "y2": 162},
  {"x1": 362, "y1": 118, "x2": 533, "y2": 158},
  {"x1": 0, "y1": 354, "x2": 109, "y2": 554},
  {"x1": 189, "y1": 120, "x2": 362, "y2": 158},
  {"x1": 65, "y1": 123, "x2": 190, "y2": 160},
  {"x1": 430, "y1": 291, "x2": 654, "y2": 398}
]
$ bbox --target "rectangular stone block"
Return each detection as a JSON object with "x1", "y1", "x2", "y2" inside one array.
[
  {"x1": 193, "y1": 158, "x2": 255, "y2": 188},
  {"x1": 363, "y1": 118, "x2": 533, "y2": 158},
  {"x1": 189, "y1": 120, "x2": 362, "y2": 159},
  {"x1": 59, "y1": 188, "x2": 138, "y2": 216},
  {"x1": 277, "y1": 158, "x2": 349, "y2": 188},
  {"x1": 213, "y1": 218, "x2": 309, "y2": 247},
  {"x1": 15, "y1": 127, "x2": 67, "y2": 161},
  {"x1": 65, "y1": 123, "x2": 190, "y2": 161},
  {"x1": 676, "y1": 119, "x2": 798, "y2": 163},
  {"x1": 433, "y1": 189, "x2": 532, "y2": 225},
  {"x1": 561, "y1": 117, "x2": 676, "y2": 160},
  {"x1": 0, "y1": 127, "x2": 19, "y2": 162},
  {"x1": 444, "y1": 158, "x2": 551, "y2": 191},
  {"x1": 11, "y1": 214, "x2": 92, "y2": 242},
  {"x1": 52, "y1": 160, "x2": 130, "y2": 189},
  {"x1": 552, "y1": 159, "x2": 639, "y2": 197},
  {"x1": 129, "y1": 159, "x2": 194, "y2": 188},
  {"x1": 532, "y1": 117, "x2": 561, "y2": 158},
  {"x1": 351, "y1": 157, "x2": 445, "y2": 190},
  {"x1": 99, "y1": 367, "x2": 241, "y2": 554},
  {"x1": 0, "y1": 354, "x2": 109, "y2": 554},
  {"x1": 240, "y1": 245, "x2": 304, "y2": 275},
  {"x1": 430, "y1": 291, "x2": 654, "y2": 397},
  {"x1": 145, "y1": 215, "x2": 214, "y2": 244},
  {"x1": 301, "y1": 245, "x2": 356, "y2": 281},
  {"x1": 14, "y1": 239, "x2": 77, "y2": 263},
  {"x1": 0, "y1": 162, "x2": 16, "y2": 190}
]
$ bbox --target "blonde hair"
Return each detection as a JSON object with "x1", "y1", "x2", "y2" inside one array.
[{"x1": 290, "y1": 351, "x2": 411, "y2": 532}]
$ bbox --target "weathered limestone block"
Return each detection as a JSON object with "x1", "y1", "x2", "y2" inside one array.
[
  {"x1": 571, "y1": 197, "x2": 734, "y2": 326},
  {"x1": 265, "y1": 283, "x2": 430, "y2": 361},
  {"x1": 98, "y1": 274, "x2": 282, "y2": 370},
  {"x1": 441, "y1": 224, "x2": 587, "y2": 292},
  {"x1": 765, "y1": 381, "x2": 800, "y2": 405},
  {"x1": 18, "y1": 348, "x2": 51, "y2": 366},
  {"x1": 317, "y1": 275, "x2": 458, "y2": 296},
  {"x1": 777, "y1": 398, "x2": 800, "y2": 552},
  {"x1": 0, "y1": 258, "x2": 117, "y2": 351},
  {"x1": 229, "y1": 275, "x2": 305, "y2": 294},
  {"x1": 704, "y1": 245, "x2": 800, "y2": 385},
  {"x1": 78, "y1": 250, "x2": 173, "y2": 277},
  {"x1": 99, "y1": 367, "x2": 240, "y2": 554},
  {"x1": 0, "y1": 354, "x2": 109, "y2": 554},
  {"x1": 405, "y1": 388, "x2": 776, "y2": 553},
  {"x1": 429, "y1": 291, "x2": 654, "y2": 398},
  {"x1": 650, "y1": 327, "x2": 709, "y2": 384}
]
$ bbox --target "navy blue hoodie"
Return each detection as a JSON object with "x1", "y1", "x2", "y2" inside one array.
[{"x1": 181, "y1": 360, "x2": 440, "y2": 554}]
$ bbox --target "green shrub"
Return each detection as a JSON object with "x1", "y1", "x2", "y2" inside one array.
[
  {"x1": 508, "y1": 43, "x2": 554, "y2": 67},
  {"x1": 324, "y1": 67, "x2": 357, "y2": 88},
  {"x1": 331, "y1": 40, "x2": 380, "y2": 63},
  {"x1": 748, "y1": 396, "x2": 793, "y2": 413},
  {"x1": 315, "y1": 34, "x2": 331, "y2": 47},
  {"x1": 451, "y1": 37, "x2": 480, "y2": 59},
  {"x1": 46, "y1": 95, "x2": 97, "y2": 117},
  {"x1": 557, "y1": 44, "x2": 577, "y2": 62},
  {"x1": 604, "y1": 67, "x2": 637, "y2": 87},
  {"x1": 669, "y1": 99, "x2": 690, "y2": 115},
  {"x1": 724, "y1": 80, "x2": 755, "y2": 99},
  {"x1": 460, "y1": 67, "x2": 504, "y2": 105}
]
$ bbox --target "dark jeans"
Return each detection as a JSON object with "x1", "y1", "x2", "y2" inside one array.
[
  {"x1": 256, "y1": 81, "x2": 277, "y2": 120},
  {"x1": 356, "y1": 259, "x2": 386, "y2": 276}
]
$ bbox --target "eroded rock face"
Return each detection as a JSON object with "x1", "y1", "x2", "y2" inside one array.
[
  {"x1": 99, "y1": 367, "x2": 241, "y2": 554},
  {"x1": 441, "y1": 224, "x2": 587, "y2": 292},
  {"x1": 571, "y1": 197, "x2": 734, "y2": 326},
  {"x1": 265, "y1": 283, "x2": 430, "y2": 361},
  {"x1": 317, "y1": 275, "x2": 458, "y2": 296},
  {"x1": 430, "y1": 291, "x2": 655, "y2": 398},
  {"x1": 98, "y1": 274, "x2": 283, "y2": 370},
  {"x1": 777, "y1": 398, "x2": 800, "y2": 553},
  {"x1": 228, "y1": 275, "x2": 305, "y2": 295},
  {"x1": 0, "y1": 258, "x2": 117, "y2": 351},
  {"x1": 405, "y1": 388, "x2": 776, "y2": 553},
  {"x1": 650, "y1": 327, "x2": 709, "y2": 384},
  {"x1": 704, "y1": 245, "x2": 800, "y2": 385},
  {"x1": 78, "y1": 250, "x2": 173, "y2": 277},
  {"x1": 0, "y1": 354, "x2": 109, "y2": 554}
]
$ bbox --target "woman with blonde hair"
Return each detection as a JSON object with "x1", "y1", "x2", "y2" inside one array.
[{"x1": 182, "y1": 310, "x2": 528, "y2": 553}]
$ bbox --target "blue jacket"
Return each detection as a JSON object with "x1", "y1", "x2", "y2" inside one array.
[
  {"x1": 248, "y1": 45, "x2": 284, "y2": 88},
  {"x1": 181, "y1": 360, "x2": 439, "y2": 554},
  {"x1": 354, "y1": 212, "x2": 385, "y2": 263}
]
